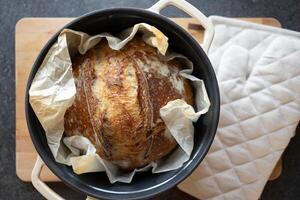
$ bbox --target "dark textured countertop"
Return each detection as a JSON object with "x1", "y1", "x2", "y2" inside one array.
[{"x1": 0, "y1": 0, "x2": 299, "y2": 199}]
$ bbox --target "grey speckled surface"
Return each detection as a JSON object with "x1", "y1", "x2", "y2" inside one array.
[{"x1": 0, "y1": 0, "x2": 299, "y2": 199}]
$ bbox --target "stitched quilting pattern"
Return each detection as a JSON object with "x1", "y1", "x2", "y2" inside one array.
[{"x1": 178, "y1": 17, "x2": 300, "y2": 200}]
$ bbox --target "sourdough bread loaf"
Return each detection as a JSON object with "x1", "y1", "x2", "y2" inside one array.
[{"x1": 64, "y1": 37, "x2": 193, "y2": 170}]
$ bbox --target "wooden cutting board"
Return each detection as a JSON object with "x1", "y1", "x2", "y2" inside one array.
[{"x1": 16, "y1": 17, "x2": 282, "y2": 182}]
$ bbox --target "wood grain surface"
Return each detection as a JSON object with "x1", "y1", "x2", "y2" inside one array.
[{"x1": 15, "y1": 17, "x2": 282, "y2": 185}]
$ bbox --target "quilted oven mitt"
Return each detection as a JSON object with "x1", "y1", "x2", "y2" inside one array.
[{"x1": 178, "y1": 16, "x2": 300, "y2": 200}]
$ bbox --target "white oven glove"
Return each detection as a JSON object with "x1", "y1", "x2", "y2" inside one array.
[{"x1": 179, "y1": 16, "x2": 300, "y2": 200}]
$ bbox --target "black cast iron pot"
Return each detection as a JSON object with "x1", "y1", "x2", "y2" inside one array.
[{"x1": 25, "y1": 0, "x2": 220, "y2": 199}]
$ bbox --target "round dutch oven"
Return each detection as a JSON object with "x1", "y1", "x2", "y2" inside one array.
[{"x1": 25, "y1": 0, "x2": 220, "y2": 199}]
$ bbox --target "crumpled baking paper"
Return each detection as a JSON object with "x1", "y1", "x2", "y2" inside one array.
[{"x1": 29, "y1": 23, "x2": 210, "y2": 183}]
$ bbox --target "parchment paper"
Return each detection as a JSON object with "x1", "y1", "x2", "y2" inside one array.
[{"x1": 29, "y1": 23, "x2": 210, "y2": 183}]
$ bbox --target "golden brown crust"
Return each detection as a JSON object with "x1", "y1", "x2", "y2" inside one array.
[{"x1": 64, "y1": 38, "x2": 193, "y2": 170}]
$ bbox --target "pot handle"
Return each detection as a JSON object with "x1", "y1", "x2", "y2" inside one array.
[
  {"x1": 148, "y1": 0, "x2": 214, "y2": 53},
  {"x1": 32, "y1": 156, "x2": 95, "y2": 200},
  {"x1": 31, "y1": 156, "x2": 65, "y2": 200}
]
